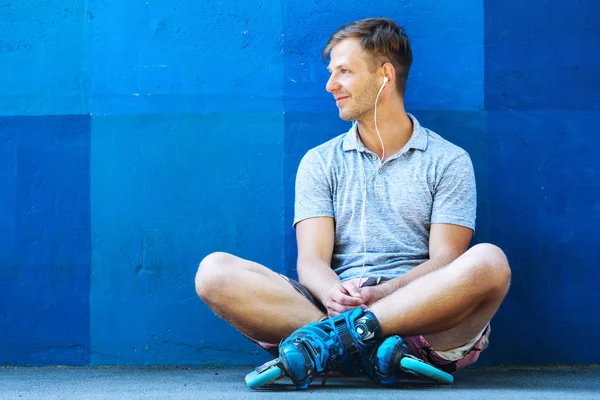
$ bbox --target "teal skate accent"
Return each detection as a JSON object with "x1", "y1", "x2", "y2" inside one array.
[
  {"x1": 245, "y1": 365, "x2": 283, "y2": 388},
  {"x1": 400, "y1": 357, "x2": 454, "y2": 384}
]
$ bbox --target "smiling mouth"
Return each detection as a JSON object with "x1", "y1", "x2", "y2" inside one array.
[{"x1": 335, "y1": 96, "x2": 349, "y2": 105}]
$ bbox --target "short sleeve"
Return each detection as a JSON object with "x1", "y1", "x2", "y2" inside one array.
[
  {"x1": 293, "y1": 150, "x2": 334, "y2": 228},
  {"x1": 431, "y1": 153, "x2": 477, "y2": 231}
]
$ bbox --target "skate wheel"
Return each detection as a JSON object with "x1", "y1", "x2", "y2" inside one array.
[
  {"x1": 400, "y1": 357, "x2": 454, "y2": 384},
  {"x1": 245, "y1": 365, "x2": 284, "y2": 389}
]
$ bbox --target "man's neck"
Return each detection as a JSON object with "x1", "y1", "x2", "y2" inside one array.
[{"x1": 356, "y1": 106, "x2": 413, "y2": 162}]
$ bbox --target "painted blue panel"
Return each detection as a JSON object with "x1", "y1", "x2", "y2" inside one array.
[
  {"x1": 0, "y1": 115, "x2": 91, "y2": 365},
  {"x1": 484, "y1": 0, "x2": 600, "y2": 365},
  {"x1": 89, "y1": 0, "x2": 283, "y2": 114},
  {"x1": 481, "y1": 110, "x2": 600, "y2": 365},
  {"x1": 90, "y1": 113, "x2": 284, "y2": 366},
  {"x1": 485, "y1": 0, "x2": 600, "y2": 110},
  {"x1": 0, "y1": 0, "x2": 596, "y2": 369},
  {"x1": 282, "y1": 0, "x2": 484, "y2": 112},
  {"x1": 0, "y1": 2, "x2": 90, "y2": 116}
]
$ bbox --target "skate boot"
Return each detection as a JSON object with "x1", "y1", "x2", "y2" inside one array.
[
  {"x1": 245, "y1": 310, "x2": 453, "y2": 389},
  {"x1": 277, "y1": 307, "x2": 382, "y2": 389},
  {"x1": 361, "y1": 335, "x2": 455, "y2": 385},
  {"x1": 361, "y1": 335, "x2": 409, "y2": 385}
]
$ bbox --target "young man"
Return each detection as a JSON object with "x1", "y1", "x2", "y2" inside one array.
[{"x1": 195, "y1": 18, "x2": 510, "y2": 388}]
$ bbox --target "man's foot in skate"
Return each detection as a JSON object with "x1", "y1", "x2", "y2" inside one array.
[
  {"x1": 360, "y1": 335, "x2": 455, "y2": 386},
  {"x1": 360, "y1": 335, "x2": 409, "y2": 385},
  {"x1": 277, "y1": 307, "x2": 382, "y2": 389}
]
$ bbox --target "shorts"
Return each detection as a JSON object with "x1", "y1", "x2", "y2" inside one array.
[{"x1": 252, "y1": 274, "x2": 490, "y2": 373}]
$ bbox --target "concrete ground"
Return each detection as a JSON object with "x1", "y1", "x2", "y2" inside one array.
[{"x1": 1, "y1": 366, "x2": 599, "y2": 399}]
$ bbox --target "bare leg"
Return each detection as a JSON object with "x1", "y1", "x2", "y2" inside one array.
[
  {"x1": 370, "y1": 243, "x2": 511, "y2": 351},
  {"x1": 195, "y1": 252, "x2": 326, "y2": 344}
]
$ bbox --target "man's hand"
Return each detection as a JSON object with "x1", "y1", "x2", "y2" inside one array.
[
  {"x1": 324, "y1": 281, "x2": 364, "y2": 317},
  {"x1": 359, "y1": 283, "x2": 390, "y2": 306}
]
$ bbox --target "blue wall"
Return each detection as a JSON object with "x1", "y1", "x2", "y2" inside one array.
[
  {"x1": 0, "y1": 0, "x2": 598, "y2": 367},
  {"x1": 0, "y1": 115, "x2": 91, "y2": 365},
  {"x1": 483, "y1": 0, "x2": 600, "y2": 365}
]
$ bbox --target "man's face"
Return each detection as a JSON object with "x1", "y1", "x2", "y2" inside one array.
[{"x1": 326, "y1": 38, "x2": 380, "y2": 121}]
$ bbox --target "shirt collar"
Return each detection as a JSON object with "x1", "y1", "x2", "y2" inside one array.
[{"x1": 342, "y1": 113, "x2": 428, "y2": 153}]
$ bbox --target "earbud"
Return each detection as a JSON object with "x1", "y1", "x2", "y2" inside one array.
[{"x1": 382, "y1": 77, "x2": 389, "y2": 85}]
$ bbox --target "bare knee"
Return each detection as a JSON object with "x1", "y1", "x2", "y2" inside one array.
[
  {"x1": 463, "y1": 243, "x2": 511, "y2": 295},
  {"x1": 195, "y1": 252, "x2": 237, "y2": 300}
]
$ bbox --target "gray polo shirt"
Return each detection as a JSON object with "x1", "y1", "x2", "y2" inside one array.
[{"x1": 293, "y1": 114, "x2": 476, "y2": 281}]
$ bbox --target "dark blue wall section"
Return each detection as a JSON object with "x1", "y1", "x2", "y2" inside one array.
[
  {"x1": 484, "y1": 111, "x2": 600, "y2": 365},
  {"x1": 485, "y1": 0, "x2": 599, "y2": 111},
  {"x1": 485, "y1": 0, "x2": 600, "y2": 365},
  {"x1": 0, "y1": 115, "x2": 91, "y2": 365}
]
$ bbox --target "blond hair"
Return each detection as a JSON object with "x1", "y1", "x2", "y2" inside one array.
[{"x1": 323, "y1": 18, "x2": 413, "y2": 95}]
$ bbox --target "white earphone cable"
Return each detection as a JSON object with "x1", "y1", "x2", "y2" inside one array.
[{"x1": 357, "y1": 78, "x2": 387, "y2": 287}]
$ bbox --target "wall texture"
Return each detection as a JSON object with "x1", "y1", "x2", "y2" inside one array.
[{"x1": 0, "y1": 0, "x2": 598, "y2": 367}]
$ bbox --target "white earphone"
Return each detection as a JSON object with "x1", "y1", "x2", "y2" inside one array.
[{"x1": 357, "y1": 75, "x2": 389, "y2": 286}]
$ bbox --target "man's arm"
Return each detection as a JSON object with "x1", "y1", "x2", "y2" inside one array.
[
  {"x1": 296, "y1": 217, "x2": 338, "y2": 302},
  {"x1": 296, "y1": 217, "x2": 363, "y2": 316},
  {"x1": 361, "y1": 223, "x2": 473, "y2": 304}
]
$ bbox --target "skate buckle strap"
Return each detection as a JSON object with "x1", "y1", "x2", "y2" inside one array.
[{"x1": 334, "y1": 317, "x2": 360, "y2": 359}]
